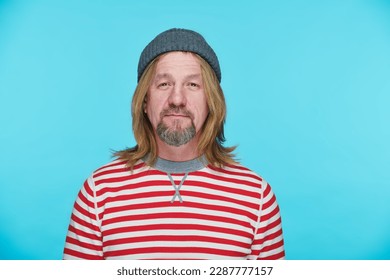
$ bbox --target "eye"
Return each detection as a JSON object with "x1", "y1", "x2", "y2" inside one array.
[
  {"x1": 157, "y1": 82, "x2": 170, "y2": 89},
  {"x1": 187, "y1": 82, "x2": 200, "y2": 88}
]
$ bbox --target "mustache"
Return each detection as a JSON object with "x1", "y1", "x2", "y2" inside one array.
[{"x1": 160, "y1": 106, "x2": 194, "y2": 119}]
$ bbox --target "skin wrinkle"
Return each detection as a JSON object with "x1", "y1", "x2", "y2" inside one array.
[
  {"x1": 157, "y1": 104, "x2": 197, "y2": 147},
  {"x1": 159, "y1": 104, "x2": 195, "y2": 121},
  {"x1": 145, "y1": 52, "x2": 209, "y2": 159},
  {"x1": 114, "y1": 51, "x2": 236, "y2": 169}
]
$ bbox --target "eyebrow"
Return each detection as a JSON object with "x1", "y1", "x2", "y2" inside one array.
[
  {"x1": 185, "y1": 74, "x2": 201, "y2": 80},
  {"x1": 154, "y1": 73, "x2": 201, "y2": 81},
  {"x1": 154, "y1": 73, "x2": 173, "y2": 81}
]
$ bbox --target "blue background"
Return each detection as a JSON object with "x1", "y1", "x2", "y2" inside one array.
[{"x1": 1, "y1": 0, "x2": 389, "y2": 260}]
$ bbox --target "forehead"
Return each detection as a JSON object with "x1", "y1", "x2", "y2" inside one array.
[{"x1": 155, "y1": 51, "x2": 201, "y2": 72}]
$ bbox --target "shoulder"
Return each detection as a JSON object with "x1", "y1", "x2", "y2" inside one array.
[
  {"x1": 212, "y1": 164, "x2": 280, "y2": 209},
  {"x1": 204, "y1": 163, "x2": 268, "y2": 190},
  {"x1": 87, "y1": 158, "x2": 148, "y2": 185}
]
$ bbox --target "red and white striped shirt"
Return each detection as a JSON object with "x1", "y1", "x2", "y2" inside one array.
[{"x1": 63, "y1": 157, "x2": 285, "y2": 260}]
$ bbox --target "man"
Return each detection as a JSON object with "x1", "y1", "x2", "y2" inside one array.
[{"x1": 63, "y1": 28, "x2": 285, "y2": 260}]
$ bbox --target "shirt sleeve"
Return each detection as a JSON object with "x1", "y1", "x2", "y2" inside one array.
[
  {"x1": 249, "y1": 181, "x2": 285, "y2": 260},
  {"x1": 63, "y1": 176, "x2": 104, "y2": 259}
]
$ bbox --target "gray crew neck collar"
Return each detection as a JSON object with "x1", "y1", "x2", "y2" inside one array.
[{"x1": 144, "y1": 155, "x2": 207, "y2": 173}]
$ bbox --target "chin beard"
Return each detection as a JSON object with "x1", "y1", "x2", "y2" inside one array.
[{"x1": 156, "y1": 122, "x2": 196, "y2": 147}]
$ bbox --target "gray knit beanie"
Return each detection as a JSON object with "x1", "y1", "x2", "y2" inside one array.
[{"x1": 138, "y1": 28, "x2": 221, "y2": 82}]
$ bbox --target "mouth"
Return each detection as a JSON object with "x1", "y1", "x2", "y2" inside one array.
[
  {"x1": 164, "y1": 114, "x2": 190, "y2": 118},
  {"x1": 160, "y1": 107, "x2": 194, "y2": 121}
]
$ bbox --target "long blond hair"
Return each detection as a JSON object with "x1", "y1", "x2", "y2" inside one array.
[{"x1": 114, "y1": 52, "x2": 236, "y2": 169}]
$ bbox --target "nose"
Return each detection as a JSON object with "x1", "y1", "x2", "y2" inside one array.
[{"x1": 168, "y1": 85, "x2": 186, "y2": 107}]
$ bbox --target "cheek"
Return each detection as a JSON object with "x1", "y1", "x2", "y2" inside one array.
[
  {"x1": 200, "y1": 108, "x2": 209, "y2": 126},
  {"x1": 194, "y1": 100, "x2": 209, "y2": 129},
  {"x1": 201, "y1": 96, "x2": 210, "y2": 117},
  {"x1": 145, "y1": 98, "x2": 164, "y2": 126}
]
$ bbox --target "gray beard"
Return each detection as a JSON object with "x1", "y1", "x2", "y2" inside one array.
[{"x1": 156, "y1": 121, "x2": 196, "y2": 147}]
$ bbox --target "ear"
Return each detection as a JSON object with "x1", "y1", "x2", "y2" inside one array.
[{"x1": 143, "y1": 96, "x2": 147, "y2": 114}]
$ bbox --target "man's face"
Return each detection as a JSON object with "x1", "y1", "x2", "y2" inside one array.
[{"x1": 145, "y1": 51, "x2": 209, "y2": 147}]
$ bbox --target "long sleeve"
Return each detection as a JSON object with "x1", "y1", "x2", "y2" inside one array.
[
  {"x1": 249, "y1": 181, "x2": 285, "y2": 259},
  {"x1": 63, "y1": 177, "x2": 104, "y2": 259},
  {"x1": 63, "y1": 161, "x2": 285, "y2": 260}
]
